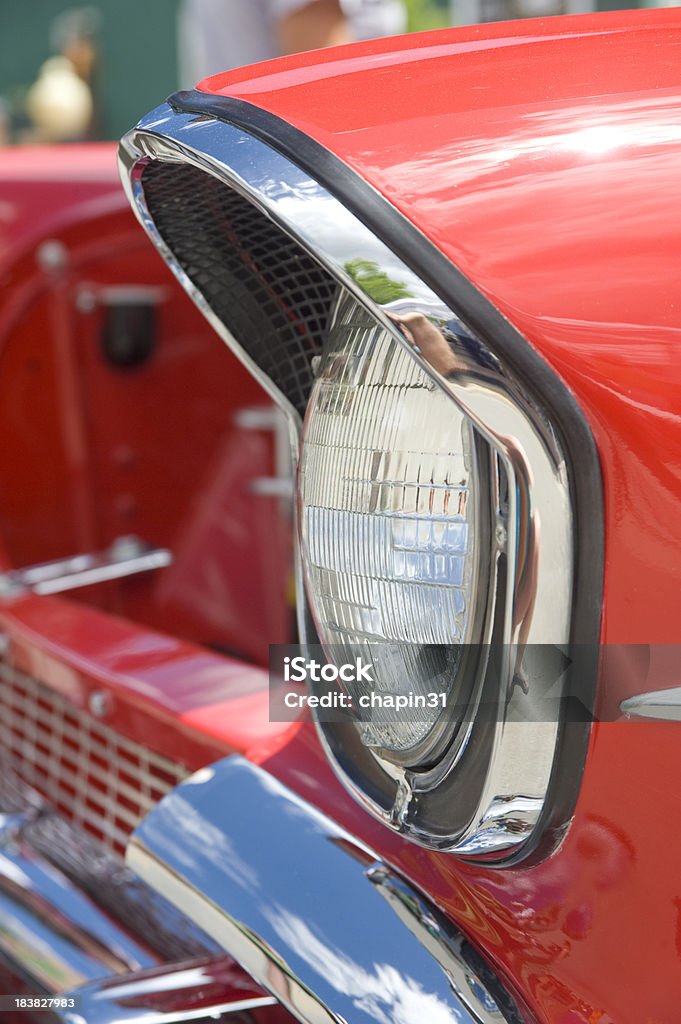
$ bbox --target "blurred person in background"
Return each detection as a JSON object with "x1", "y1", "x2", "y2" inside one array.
[
  {"x1": 179, "y1": 0, "x2": 406, "y2": 86},
  {"x1": 25, "y1": 6, "x2": 101, "y2": 143}
]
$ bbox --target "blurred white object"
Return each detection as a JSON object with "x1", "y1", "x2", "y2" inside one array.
[
  {"x1": 340, "y1": 0, "x2": 405, "y2": 38},
  {"x1": 179, "y1": 0, "x2": 406, "y2": 87},
  {"x1": 26, "y1": 56, "x2": 93, "y2": 142}
]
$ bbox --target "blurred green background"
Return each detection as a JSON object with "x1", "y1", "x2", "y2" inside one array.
[
  {"x1": 405, "y1": 0, "x2": 451, "y2": 30},
  {"x1": 0, "y1": 0, "x2": 179, "y2": 141}
]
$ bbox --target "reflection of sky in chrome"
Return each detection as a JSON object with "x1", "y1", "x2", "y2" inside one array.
[
  {"x1": 138, "y1": 761, "x2": 471, "y2": 1024},
  {"x1": 263, "y1": 907, "x2": 457, "y2": 1024},
  {"x1": 147, "y1": 792, "x2": 260, "y2": 891}
]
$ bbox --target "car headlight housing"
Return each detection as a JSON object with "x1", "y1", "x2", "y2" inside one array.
[{"x1": 119, "y1": 97, "x2": 602, "y2": 863}]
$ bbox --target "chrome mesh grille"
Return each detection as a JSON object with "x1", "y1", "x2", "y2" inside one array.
[
  {"x1": 141, "y1": 160, "x2": 338, "y2": 417},
  {"x1": 0, "y1": 662, "x2": 188, "y2": 855}
]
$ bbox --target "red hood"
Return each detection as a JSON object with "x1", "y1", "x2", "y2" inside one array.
[
  {"x1": 200, "y1": 9, "x2": 681, "y2": 646},
  {"x1": 198, "y1": 8, "x2": 681, "y2": 358}
]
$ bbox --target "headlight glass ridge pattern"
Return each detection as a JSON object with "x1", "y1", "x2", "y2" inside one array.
[{"x1": 299, "y1": 295, "x2": 487, "y2": 765}]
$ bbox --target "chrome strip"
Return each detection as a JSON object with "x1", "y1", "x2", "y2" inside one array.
[
  {"x1": 0, "y1": 537, "x2": 171, "y2": 599},
  {"x1": 0, "y1": 767, "x2": 219, "y2": 974},
  {"x1": 126, "y1": 756, "x2": 526, "y2": 1024},
  {"x1": 118, "y1": 104, "x2": 575, "y2": 860},
  {"x1": 234, "y1": 405, "x2": 295, "y2": 513},
  {"x1": 621, "y1": 688, "x2": 681, "y2": 720}
]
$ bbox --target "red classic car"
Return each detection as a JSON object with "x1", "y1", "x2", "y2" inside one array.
[{"x1": 2, "y1": 7, "x2": 681, "y2": 1024}]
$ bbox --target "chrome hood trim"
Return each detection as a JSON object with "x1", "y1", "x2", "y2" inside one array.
[{"x1": 125, "y1": 756, "x2": 528, "y2": 1024}]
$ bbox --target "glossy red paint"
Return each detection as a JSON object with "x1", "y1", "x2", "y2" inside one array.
[
  {"x1": 198, "y1": 12, "x2": 681, "y2": 1022},
  {"x1": 201, "y1": 6, "x2": 681, "y2": 647},
  {"x1": 0, "y1": 593, "x2": 294, "y2": 771},
  {"x1": 0, "y1": 146, "x2": 293, "y2": 665}
]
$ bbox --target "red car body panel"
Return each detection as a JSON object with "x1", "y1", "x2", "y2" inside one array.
[
  {"x1": 190, "y1": 11, "x2": 681, "y2": 1022},
  {"x1": 0, "y1": 145, "x2": 293, "y2": 667},
  {"x1": 0, "y1": 594, "x2": 292, "y2": 769},
  {"x1": 0, "y1": 144, "x2": 121, "y2": 269},
  {"x1": 201, "y1": 5, "x2": 681, "y2": 650},
  {"x1": 0, "y1": 147, "x2": 295, "y2": 855}
]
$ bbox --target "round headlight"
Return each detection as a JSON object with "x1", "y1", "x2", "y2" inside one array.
[
  {"x1": 121, "y1": 110, "x2": 599, "y2": 862},
  {"x1": 299, "y1": 293, "x2": 489, "y2": 767}
]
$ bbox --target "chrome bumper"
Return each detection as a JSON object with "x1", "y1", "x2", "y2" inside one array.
[
  {"x1": 58, "y1": 957, "x2": 278, "y2": 1024},
  {"x1": 0, "y1": 770, "x2": 280, "y2": 1023},
  {"x1": 2, "y1": 758, "x2": 527, "y2": 1022},
  {"x1": 113, "y1": 756, "x2": 527, "y2": 1024},
  {"x1": 0, "y1": 776, "x2": 156, "y2": 992}
]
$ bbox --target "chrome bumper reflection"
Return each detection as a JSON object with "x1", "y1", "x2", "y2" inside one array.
[
  {"x1": 0, "y1": 768, "x2": 217, "y2": 998},
  {"x1": 0, "y1": 812, "x2": 155, "y2": 993},
  {"x1": 123, "y1": 756, "x2": 527, "y2": 1024},
  {"x1": 59, "y1": 957, "x2": 277, "y2": 1024}
]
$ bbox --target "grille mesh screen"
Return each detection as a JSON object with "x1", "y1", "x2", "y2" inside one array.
[
  {"x1": 141, "y1": 160, "x2": 339, "y2": 417},
  {"x1": 0, "y1": 662, "x2": 188, "y2": 855}
]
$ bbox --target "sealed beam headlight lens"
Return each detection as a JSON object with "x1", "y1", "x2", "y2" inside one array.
[{"x1": 299, "y1": 294, "x2": 489, "y2": 767}]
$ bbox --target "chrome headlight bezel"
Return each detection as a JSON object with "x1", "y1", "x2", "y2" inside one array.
[{"x1": 118, "y1": 92, "x2": 603, "y2": 864}]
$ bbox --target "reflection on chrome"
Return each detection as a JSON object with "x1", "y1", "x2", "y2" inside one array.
[
  {"x1": 264, "y1": 907, "x2": 457, "y2": 1024},
  {"x1": 119, "y1": 102, "x2": 578, "y2": 861},
  {"x1": 621, "y1": 687, "x2": 681, "y2": 720},
  {"x1": 388, "y1": 308, "x2": 542, "y2": 656},
  {"x1": 59, "y1": 956, "x2": 276, "y2": 1024},
  {"x1": 125, "y1": 757, "x2": 526, "y2": 1024},
  {"x1": 159, "y1": 794, "x2": 260, "y2": 889}
]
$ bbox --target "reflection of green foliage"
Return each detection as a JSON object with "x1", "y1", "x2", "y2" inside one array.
[
  {"x1": 344, "y1": 259, "x2": 412, "y2": 304},
  {"x1": 405, "y1": 0, "x2": 450, "y2": 32}
]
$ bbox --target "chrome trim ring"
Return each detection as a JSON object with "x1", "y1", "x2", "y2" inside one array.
[{"x1": 119, "y1": 102, "x2": 582, "y2": 862}]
